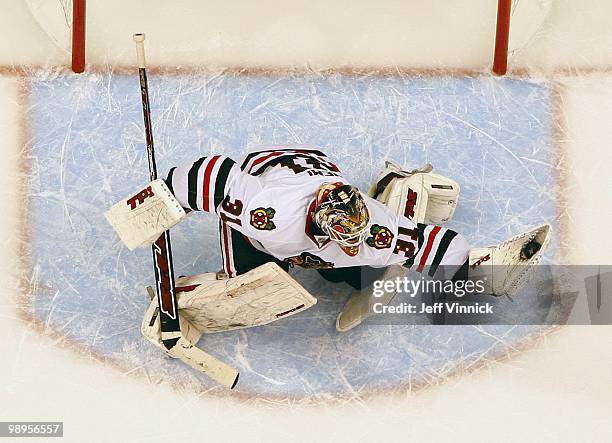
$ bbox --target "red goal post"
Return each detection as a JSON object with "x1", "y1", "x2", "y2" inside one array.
[
  {"x1": 493, "y1": 0, "x2": 553, "y2": 75},
  {"x1": 71, "y1": 0, "x2": 86, "y2": 73},
  {"x1": 493, "y1": 0, "x2": 511, "y2": 75},
  {"x1": 25, "y1": 0, "x2": 86, "y2": 73}
]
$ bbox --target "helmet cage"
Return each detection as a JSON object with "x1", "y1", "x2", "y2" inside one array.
[{"x1": 314, "y1": 184, "x2": 369, "y2": 248}]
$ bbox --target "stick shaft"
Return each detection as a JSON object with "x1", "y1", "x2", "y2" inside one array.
[
  {"x1": 134, "y1": 34, "x2": 158, "y2": 181},
  {"x1": 133, "y1": 33, "x2": 180, "y2": 347},
  {"x1": 132, "y1": 34, "x2": 239, "y2": 388}
]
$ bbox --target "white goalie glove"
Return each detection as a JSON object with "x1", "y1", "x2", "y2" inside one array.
[
  {"x1": 105, "y1": 179, "x2": 186, "y2": 250},
  {"x1": 369, "y1": 161, "x2": 460, "y2": 224},
  {"x1": 469, "y1": 224, "x2": 552, "y2": 297}
]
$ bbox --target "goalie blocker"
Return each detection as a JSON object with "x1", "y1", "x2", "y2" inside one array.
[{"x1": 105, "y1": 179, "x2": 186, "y2": 250}]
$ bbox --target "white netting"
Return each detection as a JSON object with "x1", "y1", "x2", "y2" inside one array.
[
  {"x1": 24, "y1": 0, "x2": 554, "y2": 72},
  {"x1": 508, "y1": 0, "x2": 553, "y2": 57},
  {"x1": 25, "y1": 0, "x2": 73, "y2": 53}
]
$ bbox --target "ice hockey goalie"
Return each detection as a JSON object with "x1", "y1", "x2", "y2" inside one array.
[{"x1": 108, "y1": 145, "x2": 551, "y2": 332}]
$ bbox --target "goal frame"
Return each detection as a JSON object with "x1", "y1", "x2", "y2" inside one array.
[
  {"x1": 71, "y1": 0, "x2": 86, "y2": 73},
  {"x1": 493, "y1": 0, "x2": 511, "y2": 75},
  {"x1": 46, "y1": 0, "x2": 525, "y2": 76}
]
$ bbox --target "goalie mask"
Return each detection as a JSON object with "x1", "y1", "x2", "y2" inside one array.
[{"x1": 313, "y1": 183, "x2": 370, "y2": 256}]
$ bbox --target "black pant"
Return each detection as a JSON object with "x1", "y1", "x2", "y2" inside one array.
[{"x1": 225, "y1": 226, "x2": 386, "y2": 290}]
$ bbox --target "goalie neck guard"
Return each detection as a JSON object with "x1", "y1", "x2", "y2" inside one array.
[{"x1": 313, "y1": 183, "x2": 370, "y2": 256}]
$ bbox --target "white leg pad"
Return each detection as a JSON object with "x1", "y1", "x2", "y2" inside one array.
[
  {"x1": 142, "y1": 262, "x2": 316, "y2": 340},
  {"x1": 141, "y1": 294, "x2": 239, "y2": 388},
  {"x1": 168, "y1": 337, "x2": 239, "y2": 388},
  {"x1": 370, "y1": 161, "x2": 460, "y2": 224},
  {"x1": 176, "y1": 262, "x2": 317, "y2": 333},
  {"x1": 141, "y1": 292, "x2": 204, "y2": 350}
]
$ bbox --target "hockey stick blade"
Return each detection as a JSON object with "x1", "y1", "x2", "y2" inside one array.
[
  {"x1": 144, "y1": 287, "x2": 240, "y2": 388},
  {"x1": 169, "y1": 337, "x2": 239, "y2": 389}
]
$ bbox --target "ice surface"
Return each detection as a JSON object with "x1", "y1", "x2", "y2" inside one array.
[{"x1": 24, "y1": 71, "x2": 556, "y2": 399}]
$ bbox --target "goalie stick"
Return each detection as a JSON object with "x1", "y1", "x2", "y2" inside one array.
[{"x1": 133, "y1": 33, "x2": 239, "y2": 389}]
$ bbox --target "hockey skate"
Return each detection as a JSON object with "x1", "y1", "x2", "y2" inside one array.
[
  {"x1": 469, "y1": 224, "x2": 551, "y2": 297},
  {"x1": 336, "y1": 265, "x2": 404, "y2": 332}
]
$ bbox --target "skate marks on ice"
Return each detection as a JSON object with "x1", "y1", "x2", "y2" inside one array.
[{"x1": 19, "y1": 71, "x2": 556, "y2": 400}]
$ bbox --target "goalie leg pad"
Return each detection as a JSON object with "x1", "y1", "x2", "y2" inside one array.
[
  {"x1": 105, "y1": 179, "x2": 186, "y2": 250},
  {"x1": 370, "y1": 161, "x2": 460, "y2": 224},
  {"x1": 368, "y1": 161, "x2": 433, "y2": 198},
  {"x1": 178, "y1": 262, "x2": 317, "y2": 333},
  {"x1": 468, "y1": 224, "x2": 551, "y2": 297},
  {"x1": 171, "y1": 262, "x2": 316, "y2": 334}
]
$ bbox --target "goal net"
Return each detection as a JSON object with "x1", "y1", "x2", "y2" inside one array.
[
  {"x1": 25, "y1": 0, "x2": 551, "y2": 75},
  {"x1": 25, "y1": 0, "x2": 85, "y2": 72}
]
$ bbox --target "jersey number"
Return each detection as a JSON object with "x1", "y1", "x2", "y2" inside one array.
[
  {"x1": 393, "y1": 227, "x2": 418, "y2": 258},
  {"x1": 220, "y1": 196, "x2": 243, "y2": 226}
]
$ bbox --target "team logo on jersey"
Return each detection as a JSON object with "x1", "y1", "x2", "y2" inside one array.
[
  {"x1": 250, "y1": 207, "x2": 276, "y2": 230},
  {"x1": 366, "y1": 224, "x2": 394, "y2": 249},
  {"x1": 284, "y1": 252, "x2": 334, "y2": 269}
]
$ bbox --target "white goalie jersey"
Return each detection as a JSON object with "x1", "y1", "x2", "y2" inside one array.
[{"x1": 166, "y1": 146, "x2": 470, "y2": 276}]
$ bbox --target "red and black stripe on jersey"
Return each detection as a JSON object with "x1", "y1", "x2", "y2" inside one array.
[
  {"x1": 240, "y1": 147, "x2": 340, "y2": 177},
  {"x1": 166, "y1": 155, "x2": 235, "y2": 213},
  {"x1": 402, "y1": 224, "x2": 458, "y2": 277},
  {"x1": 219, "y1": 219, "x2": 290, "y2": 278}
]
